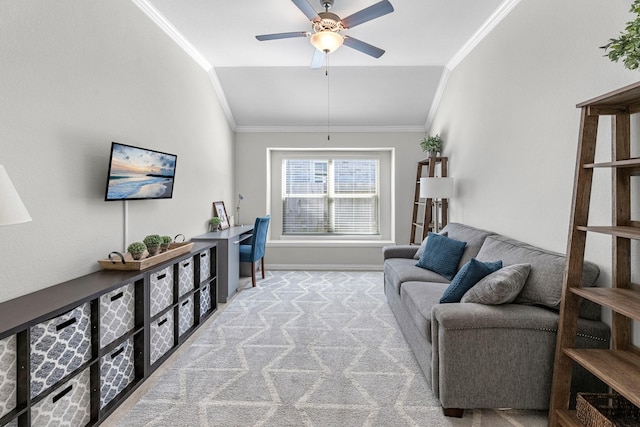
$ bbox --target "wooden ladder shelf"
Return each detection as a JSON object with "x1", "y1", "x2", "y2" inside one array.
[
  {"x1": 410, "y1": 157, "x2": 448, "y2": 245},
  {"x1": 549, "y1": 81, "x2": 640, "y2": 426}
]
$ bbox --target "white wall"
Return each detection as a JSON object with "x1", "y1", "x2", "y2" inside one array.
[
  {"x1": 235, "y1": 131, "x2": 426, "y2": 269},
  {"x1": 430, "y1": 0, "x2": 638, "y2": 277},
  {"x1": 0, "y1": 0, "x2": 234, "y2": 303}
]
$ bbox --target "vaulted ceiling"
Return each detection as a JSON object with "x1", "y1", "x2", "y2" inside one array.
[{"x1": 135, "y1": 0, "x2": 518, "y2": 131}]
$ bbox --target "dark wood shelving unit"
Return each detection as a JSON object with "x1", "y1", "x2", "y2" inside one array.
[
  {"x1": 549, "y1": 81, "x2": 640, "y2": 426},
  {"x1": 410, "y1": 156, "x2": 448, "y2": 245},
  {"x1": 0, "y1": 241, "x2": 217, "y2": 427}
]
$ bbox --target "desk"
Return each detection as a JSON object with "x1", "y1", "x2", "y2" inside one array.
[{"x1": 192, "y1": 225, "x2": 253, "y2": 302}]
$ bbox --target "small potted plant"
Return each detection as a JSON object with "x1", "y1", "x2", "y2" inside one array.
[
  {"x1": 160, "y1": 235, "x2": 172, "y2": 252},
  {"x1": 420, "y1": 134, "x2": 443, "y2": 157},
  {"x1": 127, "y1": 242, "x2": 147, "y2": 260},
  {"x1": 143, "y1": 234, "x2": 163, "y2": 256},
  {"x1": 209, "y1": 217, "x2": 222, "y2": 232}
]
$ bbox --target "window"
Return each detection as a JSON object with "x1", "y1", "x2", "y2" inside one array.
[{"x1": 282, "y1": 158, "x2": 379, "y2": 235}]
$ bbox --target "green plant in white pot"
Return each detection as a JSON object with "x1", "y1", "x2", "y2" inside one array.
[{"x1": 420, "y1": 134, "x2": 443, "y2": 158}]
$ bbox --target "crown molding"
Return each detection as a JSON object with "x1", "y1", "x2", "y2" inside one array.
[
  {"x1": 447, "y1": 0, "x2": 522, "y2": 70},
  {"x1": 426, "y1": 0, "x2": 521, "y2": 130},
  {"x1": 235, "y1": 125, "x2": 426, "y2": 133},
  {"x1": 424, "y1": 67, "x2": 450, "y2": 131},
  {"x1": 131, "y1": 0, "x2": 237, "y2": 130}
]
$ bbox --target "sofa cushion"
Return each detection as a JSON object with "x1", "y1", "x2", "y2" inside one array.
[
  {"x1": 461, "y1": 263, "x2": 531, "y2": 305},
  {"x1": 401, "y1": 281, "x2": 450, "y2": 342},
  {"x1": 440, "y1": 223, "x2": 496, "y2": 270},
  {"x1": 441, "y1": 259, "x2": 503, "y2": 303},
  {"x1": 416, "y1": 233, "x2": 467, "y2": 280},
  {"x1": 385, "y1": 258, "x2": 450, "y2": 295},
  {"x1": 475, "y1": 235, "x2": 601, "y2": 319},
  {"x1": 414, "y1": 231, "x2": 448, "y2": 260}
]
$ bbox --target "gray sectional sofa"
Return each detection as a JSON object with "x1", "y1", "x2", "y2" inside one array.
[{"x1": 383, "y1": 223, "x2": 610, "y2": 416}]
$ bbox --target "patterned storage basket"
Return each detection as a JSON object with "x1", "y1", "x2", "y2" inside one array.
[
  {"x1": 100, "y1": 337, "x2": 135, "y2": 409},
  {"x1": 178, "y1": 296, "x2": 195, "y2": 337},
  {"x1": 149, "y1": 266, "x2": 174, "y2": 318},
  {"x1": 200, "y1": 283, "x2": 212, "y2": 319},
  {"x1": 150, "y1": 311, "x2": 174, "y2": 366},
  {"x1": 30, "y1": 303, "x2": 92, "y2": 398},
  {"x1": 178, "y1": 258, "x2": 194, "y2": 297},
  {"x1": 99, "y1": 283, "x2": 135, "y2": 348},
  {"x1": 31, "y1": 368, "x2": 91, "y2": 427},
  {"x1": 577, "y1": 393, "x2": 640, "y2": 427},
  {"x1": 0, "y1": 335, "x2": 17, "y2": 418},
  {"x1": 199, "y1": 251, "x2": 210, "y2": 283}
]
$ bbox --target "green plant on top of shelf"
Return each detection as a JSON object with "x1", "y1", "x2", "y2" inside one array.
[
  {"x1": 420, "y1": 134, "x2": 443, "y2": 156},
  {"x1": 160, "y1": 235, "x2": 172, "y2": 252}
]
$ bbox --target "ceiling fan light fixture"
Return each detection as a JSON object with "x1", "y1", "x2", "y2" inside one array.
[{"x1": 310, "y1": 30, "x2": 344, "y2": 53}]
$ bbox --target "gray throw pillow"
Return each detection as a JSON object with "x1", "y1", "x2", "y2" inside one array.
[
  {"x1": 413, "y1": 231, "x2": 448, "y2": 260},
  {"x1": 461, "y1": 263, "x2": 531, "y2": 305}
]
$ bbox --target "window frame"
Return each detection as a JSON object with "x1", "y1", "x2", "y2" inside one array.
[{"x1": 267, "y1": 148, "x2": 395, "y2": 245}]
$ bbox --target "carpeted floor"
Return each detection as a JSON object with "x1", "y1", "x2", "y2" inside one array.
[{"x1": 108, "y1": 271, "x2": 547, "y2": 426}]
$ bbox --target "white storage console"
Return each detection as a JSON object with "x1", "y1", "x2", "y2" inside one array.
[{"x1": 0, "y1": 241, "x2": 217, "y2": 426}]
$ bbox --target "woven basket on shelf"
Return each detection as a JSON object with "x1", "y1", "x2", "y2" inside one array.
[{"x1": 576, "y1": 393, "x2": 640, "y2": 427}]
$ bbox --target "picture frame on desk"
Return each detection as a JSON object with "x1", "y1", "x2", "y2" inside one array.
[{"x1": 213, "y1": 201, "x2": 230, "y2": 230}]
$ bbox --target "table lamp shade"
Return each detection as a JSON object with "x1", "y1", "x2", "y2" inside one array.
[
  {"x1": 419, "y1": 177, "x2": 454, "y2": 199},
  {"x1": 0, "y1": 165, "x2": 32, "y2": 226}
]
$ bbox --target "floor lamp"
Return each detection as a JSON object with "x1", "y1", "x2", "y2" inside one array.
[
  {"x1": 0, "y1": 165, "x2": 32, "y2": 226},
  {"x1": 419, "y1": 177, "x2": 454, "y2": 233}
]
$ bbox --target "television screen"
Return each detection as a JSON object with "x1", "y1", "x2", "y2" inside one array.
[{"x1": 104, "y1": 142, "x2": 177, "y2": 201}]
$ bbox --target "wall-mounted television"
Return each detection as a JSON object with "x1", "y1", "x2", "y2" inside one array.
[{"x1": 104, "y1": 142, "x2": 177, "y2": 201}]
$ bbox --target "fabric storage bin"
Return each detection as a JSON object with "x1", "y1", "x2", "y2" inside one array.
[
  {"x1": 150, "y1": 311, "x2": 174, "y2": 366},
  {"x1": 149, "y1": 266, "x2": 174, "y2": 318},
  {"x1": 200, "y1": 283, "x2": 212, "y2": 319},
  {"x1": 178, "y1": 258, "x2": 194, "y2": 297},
  {"x1": 100, "y1": 282, "x2": 135, "y2": 348},
  {"x1": 31, "y1": 367, "x2": 90, "y2": 427},
  {"x1": 30, "y1": 303, "x2": 91, "y2": 398},
  {"x1": 199, "y1": 250, "x2": 210, "y2": 283},
  {"x1": 178, "y1": 296, "x2": 195, "y2": 337},
  {"x1": 0, "y1": 335, "x2": 17, "y2": 419},
  {"x1": 5, "y1": 418, "x2": 17, "y2": 427},
  {"x1": 100, "y1": 337, "x2": 135, "y2": 409}
]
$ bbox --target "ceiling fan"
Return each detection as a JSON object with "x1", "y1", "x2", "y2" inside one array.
[{"x1": 255, "y1": 0, "x2": 394, "y2": 68}]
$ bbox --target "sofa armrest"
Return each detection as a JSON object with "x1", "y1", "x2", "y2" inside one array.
[
  {"x1": 382, "y1": 245, "x2": 417, "y2": 260},
  {"x1": 430, "y1": 303, "x2": 609, "y2": 410}
]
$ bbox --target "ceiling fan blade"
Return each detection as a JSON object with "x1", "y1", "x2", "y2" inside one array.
[
  {"x1": 256, "y1": 31, "x2": 309, "y2": 41},
  {"x1": 292, "y1": 0, "x2": 320, "y2": 21},
  {"x1": 341, "y1": 0, "x2": 394, "y2": 29},
  {"x1": 343, "y1": 36, "x2": 385, "y2": 58},
  {"x1": 310, "y1": 49, "x2": 325, "y2": 69}
]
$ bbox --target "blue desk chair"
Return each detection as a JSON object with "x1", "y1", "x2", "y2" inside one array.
[{"x1": 239, "y1": 215, "x2": 270, "y2": 287}]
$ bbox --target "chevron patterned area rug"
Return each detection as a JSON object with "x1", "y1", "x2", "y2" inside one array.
[{"x1": 110, "y1": 271, "x2": 547, "y2": 426}]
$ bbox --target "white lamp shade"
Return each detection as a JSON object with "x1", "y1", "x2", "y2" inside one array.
[
  {"x1": 420, "y1": 177, "x2": 454, "y2": 199},
  {"x1": 0, "y1": 165, "x2": 32, "y2": 226},
  {"x1": 310, "y1": 31, "x2": 344, "y2": 53}
]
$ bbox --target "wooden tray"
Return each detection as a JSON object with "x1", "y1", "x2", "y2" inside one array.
[{"x1": 98, "y1": 242, "x2": 194, "y2": 271}]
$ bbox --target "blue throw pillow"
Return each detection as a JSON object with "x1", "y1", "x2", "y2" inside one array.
[
  {"x1": 416, "y1": 232, "x2": 467, "y2": 280},
  {"x1": 440, "y1": 258, "x2": 503, "y2": 303}
]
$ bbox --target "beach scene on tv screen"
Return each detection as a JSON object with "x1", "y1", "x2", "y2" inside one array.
[{"x1": 106, "y1": 144, "x2": 176, "y2": 200}]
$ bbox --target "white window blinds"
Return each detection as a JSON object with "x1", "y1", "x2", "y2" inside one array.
[{"x1": 283, "y1": 158, "x2": 379, "y2": 235}]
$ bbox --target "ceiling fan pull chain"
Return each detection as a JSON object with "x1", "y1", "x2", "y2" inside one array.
[{"x1": 326, "y1": 53, "x2": 331, "y2": 140}]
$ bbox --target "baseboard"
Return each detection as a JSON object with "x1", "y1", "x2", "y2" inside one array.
[{"x1": 266, "y1": 264, "x2": 383, "y2": 272}]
